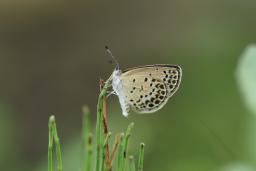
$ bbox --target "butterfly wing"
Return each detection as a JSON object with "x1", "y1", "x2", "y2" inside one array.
[{"x1": 120, "y1": 64, "x2": 182, "y2": 113}]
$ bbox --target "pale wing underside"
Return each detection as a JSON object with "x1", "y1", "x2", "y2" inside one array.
[{"x1": 120, "y1": 64, "x2": 182, "y2": 113}]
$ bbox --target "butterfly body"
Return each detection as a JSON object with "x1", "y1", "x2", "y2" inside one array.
[
  {"x1": 112, "y1": 69, "x2": 130, "y2": 117},
  {"x1": 111, "y1": 64, "x2": 182, "y2": 117}
]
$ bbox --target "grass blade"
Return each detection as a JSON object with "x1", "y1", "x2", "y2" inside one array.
[
  {"x1": 48, "y1": 116, "x2": 54, "y2": 171},
  {"x1": 81, "y1": 106, "x2": 90, "y2": 171},
  {"x1": 96, "y1": 78, "x2": 111, "y2": 171},
  {"x1": 128, "y1": 156, "x2": 136, "y2": 171},
  {"x1": 122, "y1": 122, "x2": 134, "y2": 171},
  {"x1": 117, "y1": 133, "x2": 125, "y2": 171},
  {"x1": 48, "y1": 115, "x2": 62, "y2": 171},
  {"x1": 102, "y1": 132, "x2": 112, "y2": 171},
  {"x1": 138, "y1": 143, "x2": 145, "y2": 171}
]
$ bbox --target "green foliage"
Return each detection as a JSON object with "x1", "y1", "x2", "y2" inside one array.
[
  {"x1": 236, "y1": 45, "x2": 256, "y2": 114},
  {"x1": 47, "y1": 79, "x2": 145, "y2": 171},
  {"x1": 48, "y1": 116, "x2": 62, "y2": 171}
]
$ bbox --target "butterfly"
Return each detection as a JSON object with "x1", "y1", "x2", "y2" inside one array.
[{"x1": 106, "y1": 47, "x2": 182, "y2": 117}]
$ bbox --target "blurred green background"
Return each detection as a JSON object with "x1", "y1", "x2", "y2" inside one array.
[{"x1": 1, "y1": 1, "x2": 256, "y2": 171}]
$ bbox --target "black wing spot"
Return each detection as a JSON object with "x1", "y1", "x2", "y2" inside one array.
[
  {"x1": 130, "y1": 91, "x2": 133, "y2": 93},
  {"x1": 144, "y1": 77, "x2": 148, "y2": 82},
  {"x1": 161, "y1": 91, "x2": 166, "y2": 95},
  {"x1": 136, "y1": 99, "x2": 141, "y2": 103},
  {"x1": 160, "y1": 84, "x2": 165, "y2": 89},
  {"x1": 148, "y1": 103, "x2": 154, "y2": 107},
  {"x1": 172, "y1": 80, "x2": 176, "y2": 84},
  {"x1": 152, "y1": 79, "x2": 156, "y2": 82},
  {"x1": 155, "y1": 100, "x2": 160, "y2": 104}
]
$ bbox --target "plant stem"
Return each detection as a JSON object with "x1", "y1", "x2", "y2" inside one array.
[
  {"x1": 81, "y1": 106, "x2": 90, "y2": 171},
  {"x1": 96, "y1": 78, "x2": 111, "y2": 171},
  {"x1": 122, "y1": 122, "x2": 134, "y2": 171},
  {"x1": 100, "y1": 79, "x2": 110, "y2": 169},
  {"x1": 128, "y1": 156, "x2": 136, "y2": 171},
  {"x1": 102, "y1": 132, "x2": 112, "y2": 171},
  {"x1": 117, "y1": 133, "x2": 125, "y2": 171},
  {"x1": 109, "y1": 134, "x2": 121, "y2": 170},
  {"x1": 52, "y1": 116, "x2": 63, "y2": 171},
  {"x1": 138, "y1": 143, "x2": 145, "y2": 171},
  {"x1": 86, "y1": 133, "x2": 93, "y2": 171},
  {"x1": 48, "y1": 115, "x2": 63, "y2": 171},
  {"x1": 48, "y1": 116, "x2": 54, "y2": 171}
]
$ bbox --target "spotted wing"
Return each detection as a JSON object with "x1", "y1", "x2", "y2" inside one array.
[{"x1": 120, "y1": 64, "x2": 182, "y2": 113}]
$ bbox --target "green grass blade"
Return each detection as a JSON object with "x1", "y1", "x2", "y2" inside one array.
[
  {"x1": 48, "y1": 115, "x2": 63, "y2": 171},
  {"x1": 102, "y1": 132, "x2": 112, "y2": 171},
  {"x1": 137, "y1": 143, "x2": 145, "y2": 171},
  {"x1": 96, "y1": 78, "x2": 111, "y2": 171},
  {"x1": 122, "y1": 122, "x2": 134, "y2": 171},
  {"x1": 128, "y1": 156, "x2": 136, "y2": 171},
  {"x1": 51, "y1": 116, "x2": 63, "y2": 171},
  {"x1": 48, "y1": 116, "x2": 54, "y2": 171},
  {"x1": 117, "y1": 133, "x2": 125, "y2": 171},
  {"x1": 81, "y1": 106, "x2": 90, "y2": 171},
  {"x1": 86, "y1": 133, "x2": 93, "y2": 171}
]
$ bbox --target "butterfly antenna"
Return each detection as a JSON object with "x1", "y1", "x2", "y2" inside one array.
[{"x1": 105, "y1": 46, "x2": 119, "y2": 69}]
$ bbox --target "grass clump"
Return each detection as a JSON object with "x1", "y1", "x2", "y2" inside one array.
[{"x1": 47, "y1": 78, "x2": 145, "y2": 171}]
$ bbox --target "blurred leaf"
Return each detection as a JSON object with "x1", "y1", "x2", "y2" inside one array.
[
  {"x1": 236, "y1": 45, "x2": 256, "y2": 114},
  {"x1": 216, "y1": 163, "x2": 255, "y2": 171}
]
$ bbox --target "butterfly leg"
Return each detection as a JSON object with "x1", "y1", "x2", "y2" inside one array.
[{"x1": 106, "y1": 90, "x2": 117, "y2": 98}]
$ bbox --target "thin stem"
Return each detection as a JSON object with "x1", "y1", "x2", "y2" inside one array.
[
  {"x1": 96, "y1": 78, "x2": 111, "y2": 171},
  {"x1": 100, "y1": 79, "x2": 110, "y2": 169},
  {"x1": 81, "y1": 106, "x2": 90, "y2": 171},
  {"x1": 138, "y1": 143, "x2": 145, "y2": 171},
  {"x1": 48, "y1": 115, "x2": 62, "y2": 171},
  {"x1": 117, "y1": 133, "x2": 125, "y2": 171},
  {"x1": 86, "y1": 133, "x2": 93, "y2": 171},
  {"x1": 122, "y1": 122, "x2": 134, "y2": 171},
  {"x1": 52, "y1": 116, "x2": 63, "y2": 171},
  {"x1": 128, "y1": 156, "x2": 136, "y2": 171},
  {"x1": 48, "y1": 116, "x2": 54, "y2": 171},
  {"x1": 102, "y1": 132, "x2": 112, "y2": 171},
  {"x1": 109, "y1": 134, "x2": 121, "y2": 170}
]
